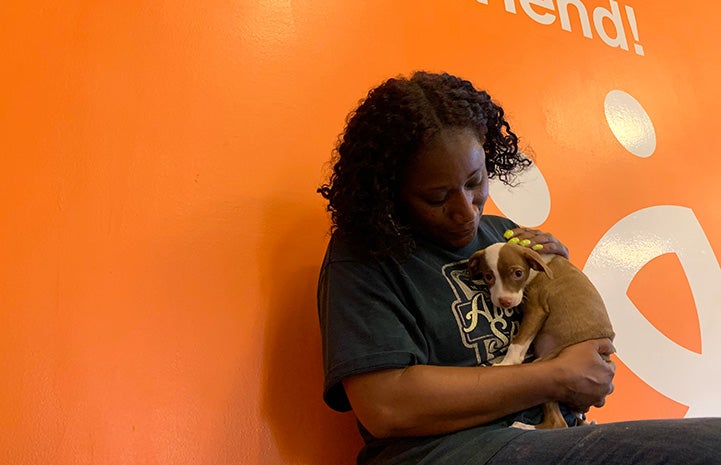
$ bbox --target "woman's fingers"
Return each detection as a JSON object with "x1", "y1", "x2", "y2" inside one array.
[{"x1": 504, "y1": 228, "x2": 570, "y2": 259}]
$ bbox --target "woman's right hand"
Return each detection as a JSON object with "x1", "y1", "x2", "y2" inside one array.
[{"x1": 550, "y1": 338, "x2": 616, "y2": 412}]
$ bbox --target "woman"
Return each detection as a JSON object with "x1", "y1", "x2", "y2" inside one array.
[{"x1": 317, "y1": 71, "x2": 720, "y2": 464}]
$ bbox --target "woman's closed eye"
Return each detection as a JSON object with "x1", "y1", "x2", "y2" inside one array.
[
  {"x1": 465, "y1": 175, "x2": 484, "y2": 190},
  {"x1": 421, "y1": 173, "x2": 484, "y2": 206},
  {"x1": 423, "y1": 190, "x2": 449, "y2": 206},
  {"x1": 425, "y1": 197, "x2": 447, "y2": 206}
]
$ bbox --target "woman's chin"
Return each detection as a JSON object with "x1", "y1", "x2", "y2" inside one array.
[{"x1": 444, "y1": 231, "x2": 476, "y2": 249}]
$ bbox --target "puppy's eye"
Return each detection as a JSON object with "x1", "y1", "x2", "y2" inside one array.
[
  {"x1": 484, "y1": 273, "x2": 495, "y2": 284},
  {"x1": 512, "y1": 269, "x2": 524, "y2": 280}
]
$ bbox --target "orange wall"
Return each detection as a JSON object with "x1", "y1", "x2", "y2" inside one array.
[{"x1": 2, "y1": 1, "x2": 720, "y2": 464}]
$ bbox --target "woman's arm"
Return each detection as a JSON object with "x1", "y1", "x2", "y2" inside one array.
[{"x1": 343, "y1": 338, "x2": 615, "y2": 438}]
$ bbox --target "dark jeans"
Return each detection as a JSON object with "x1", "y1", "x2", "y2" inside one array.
[{"x1": 486, "y1": 418, "x2": 721, "y2": 465}]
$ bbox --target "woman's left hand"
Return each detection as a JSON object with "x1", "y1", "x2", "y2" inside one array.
[{"x1": 504, "y1": 227, "x2": 570, "y2": 259}]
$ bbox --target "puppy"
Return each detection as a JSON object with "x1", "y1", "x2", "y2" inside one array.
[{"x1": 467, "y1": 242, "x2": 615, "y2": 429}]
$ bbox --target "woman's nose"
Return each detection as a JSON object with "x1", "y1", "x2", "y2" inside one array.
[{"x1": 448, "y1": 191, "x2": 478, "y2": 222}]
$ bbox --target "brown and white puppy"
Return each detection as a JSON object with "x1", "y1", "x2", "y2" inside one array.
[{"x1": 467, "y1": 241, "x2": 615, "y2": 429}]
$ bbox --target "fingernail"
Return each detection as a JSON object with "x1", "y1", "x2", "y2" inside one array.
[
  {"x1": 520, "y1": 239, "x2": 531, "y2": 246},
  {"x1": 508, "y1": 237, "x2": 520, "y2": 244},
  {"x1": 503, "y1": 230, "x2": 515, "y2": 239},
  {"x1": 532, "y1": 244, "x2": 544, "y2": 251}
]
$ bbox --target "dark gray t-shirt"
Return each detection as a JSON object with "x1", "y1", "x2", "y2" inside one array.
[{"x1": 318, "y1": 215, "x2": 556, "y2": 464}]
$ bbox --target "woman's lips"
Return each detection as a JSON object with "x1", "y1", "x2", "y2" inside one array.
[
  {"x1": 447, "y1": 226, "x2": 476, "y2": 243},
  {"x1": 452, "y1": 224, "x2": 477, "y2": 236}
]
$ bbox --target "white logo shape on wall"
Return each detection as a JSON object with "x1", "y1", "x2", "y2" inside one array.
[
  {"x1": 489, "y1": 154, "x2": 550, "y2": 227},
  {"x1": 604, "y1": 90, "x2": 656, "y2": 158},
  {"x1": 596, "y1": 91, "x2": 719, "y2": 416},
  {"x1": 494, "y1": 88, "x2": 721, "y2": 417},
  {"x1": 584, "y1": 206, "x2": 721, "y2": 417}
]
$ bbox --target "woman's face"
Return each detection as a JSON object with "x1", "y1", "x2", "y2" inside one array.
[{"x1": 400, "y1": 127, "x2": 488, "y2": 249}]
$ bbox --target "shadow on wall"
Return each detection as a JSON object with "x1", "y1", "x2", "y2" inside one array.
[{"x1": 260, "y1": 200, "x2": 363, "y2": 464}]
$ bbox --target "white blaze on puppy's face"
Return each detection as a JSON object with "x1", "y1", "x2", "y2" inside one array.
[{"x1": 479, "y1": 243, "x2": 529, "y2": 309}]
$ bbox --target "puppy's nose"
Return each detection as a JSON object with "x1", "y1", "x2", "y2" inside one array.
[{"x1": 498, "y1": 297, "x2": 514, "y2": 309}]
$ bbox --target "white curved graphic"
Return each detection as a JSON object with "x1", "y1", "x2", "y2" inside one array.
[
  {"x1": 584, "y1": 205, "x2": 721, "y2": 416},
  {"x1": 604, "y1": 90, "x2": 657, "y2": 158},
  {"x1": 489, "y1": 155, "x2": 550, "y2": 227}
]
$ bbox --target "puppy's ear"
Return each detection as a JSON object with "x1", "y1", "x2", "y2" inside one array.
[
  {"x1": 467, "y1": 251, "x2": 485, "y2": 279},
  {"x1": 520, "y1": 247, "x2": 554, "y2": 279}
]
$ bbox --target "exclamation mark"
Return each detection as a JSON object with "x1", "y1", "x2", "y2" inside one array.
[{"x1": 625, "y1": 5, "x2": 644, "y2": 56}]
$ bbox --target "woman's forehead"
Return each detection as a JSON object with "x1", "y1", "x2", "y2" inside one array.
[{"x1": 405, "y1": 128, "x2": 486, "y2": 184}]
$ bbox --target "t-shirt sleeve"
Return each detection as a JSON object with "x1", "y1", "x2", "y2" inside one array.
[{"x1": 318, "y1": 245, "x2": 427, "y2": 412}]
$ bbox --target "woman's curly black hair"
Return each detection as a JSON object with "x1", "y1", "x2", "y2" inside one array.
[{"x1": 318, "y1": 71, "x2": 531, "y2": 258}]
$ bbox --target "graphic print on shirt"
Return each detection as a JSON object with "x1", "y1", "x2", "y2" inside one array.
[{"x1": 442, "y1": 260, "x2": 523, "y2": 365}]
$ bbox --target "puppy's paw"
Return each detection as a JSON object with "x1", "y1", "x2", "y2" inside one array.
[
  {"x1": 491, "y1": 356, "x2": 508, "y2": 366},
  {"x1": 495, "y1": 354, "x2": 523, "y2": 366},
  {"x1": 496, "y1": 345, "x2": 526, "y2": 366},
  {"x1": 510, "y1": 421, "x2": 537, "y2": 430}
]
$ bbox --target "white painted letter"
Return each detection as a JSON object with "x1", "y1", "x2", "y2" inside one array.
[
  {"x1": 593, "y1": 0, "x2": 628, "y2": 51},
  {"x1": 520, "y1": 0, "x2": 555, "y2": 25},
  {"x1": 557, "y1": 0, "x2": 592, "y2": 38}
]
